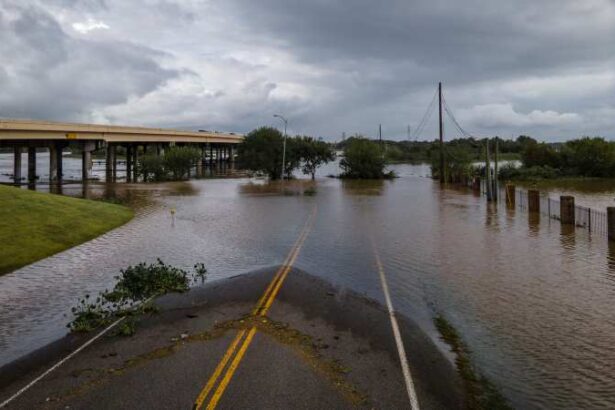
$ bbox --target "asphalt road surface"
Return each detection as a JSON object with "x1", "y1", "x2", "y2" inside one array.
[{"x1": 0, "y1": 267, "x2": 464, "y2": 409}]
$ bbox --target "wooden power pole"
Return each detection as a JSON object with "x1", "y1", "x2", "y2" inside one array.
[
  {"x1": 494, "y1": 137, "x2": 499, "y2": 201},
  {"x1": 485, "y1": 139, "x2": 492, "y2": 201},
  {"x1": 438, "y1": 82, "x2": 444, "y2": 184}
]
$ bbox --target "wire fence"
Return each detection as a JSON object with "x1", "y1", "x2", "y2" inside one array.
[
  {"x1": 508, "y1": 187, "x2": 608, "y2": 237},
  {"x1": 466, "y1": 176, "x2": 610, "y2": 238}
]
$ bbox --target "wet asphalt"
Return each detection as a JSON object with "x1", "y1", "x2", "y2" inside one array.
[{"x1": 0, "y1": 268, "x2": 464, "y2": 409}]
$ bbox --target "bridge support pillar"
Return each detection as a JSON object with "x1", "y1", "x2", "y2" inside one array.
[
  {"x1": 56, "y1": 143, "x2": 63, "y2": 181},
  {"x1": 82, "y1": 141, "x2": 95, "y2": 181},
  {"x1": 49, "y1": 144, "x2": 58, "y2": 182},
  {"x1": 13, "y1": 147, "x2": 22, "y2": 184},
  {"x1": 112, "y1": 145, "x2": 117, "y2": 182},
  {"x1": 126, "y1": 145, "x2": 133, "y2": 182},
  {"x1": 196, "y1": 146, "x2": 203, "y2": 177},
  {"x1": 27, "y1": 146, "x2": 36, "y2": 183},
  {"x1": 560, "y1": 196, "x2": 575, "y2": 225},
  {"x1": 105, "y1": 143, "x2": 116, "y2": 182},
  {"x1": 133, "y1": 145, "x2": 139, "y2": 182},
  {"x1": 82, "y1": 150, "x2": 91, "y2": 181}
]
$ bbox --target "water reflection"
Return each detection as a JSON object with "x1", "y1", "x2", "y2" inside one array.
[
  {"x1": 485, "y1": 202, "x2": 498, "y2": 228},
  {"x1": 528, "y1": 212, "x2": 540, "y2": 236},
  {"x1": 239, "y1": 179, "x2": 317, "y2": 196},
  {"x1": 340, "y1": 179, "x2": 386, "y2": 195},
  {"x1": 560, "y1": 224, "x2": 576, "y2": 257}
]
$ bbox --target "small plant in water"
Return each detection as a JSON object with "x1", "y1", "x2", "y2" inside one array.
[{"x1": 68, "y1": 260, "x2": 208, "y2": 334}]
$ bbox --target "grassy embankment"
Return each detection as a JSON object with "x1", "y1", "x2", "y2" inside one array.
[{"x1": 0, "y1": 185, "x2": 133, "y2": 275}]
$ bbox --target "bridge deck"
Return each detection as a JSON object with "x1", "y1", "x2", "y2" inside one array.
[{"x1": 0, "y1": 119, "x2": 242, "y2": 144}]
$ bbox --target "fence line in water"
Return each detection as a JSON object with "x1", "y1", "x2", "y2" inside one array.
[
  {"x1": 510, "y1": 185, "x2": 608, "y2": 237},
  {"x1": 466, "y1": 177, "x2": 610, "y2": 238}
]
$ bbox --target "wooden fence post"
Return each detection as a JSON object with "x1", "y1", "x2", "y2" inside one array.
[
  {"x1": 560, "y1": 196, "x2": 575, "y2": 225},
  {"x1": 608, "y1": 207, "x2": 615, "y2": 241},
  {"x1": 528, "y1": 190, "x2": 540, "y2": 213}
]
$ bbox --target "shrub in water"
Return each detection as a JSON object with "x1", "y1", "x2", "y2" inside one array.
[{"x1": 69, "y1": 260, "x2": 207, "y2": 334}]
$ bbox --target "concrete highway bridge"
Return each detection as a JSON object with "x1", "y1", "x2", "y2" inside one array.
[{"x1": 0, "y1": 119, "x2": 243, "y2": 183}]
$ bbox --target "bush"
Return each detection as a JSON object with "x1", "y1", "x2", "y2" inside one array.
[
  {"x1": 297, "y1": 136, "x2": 335, "y2": 180},
  {"x1": 163, "y1": 146, "x2": 202, "y2": 180},
  {"x1": 137, "y1": 146, "x2": 202, "y2": 181},
  {"x1": 431, "y1": 145, "x2": 474, "y2": 183},
  {"x1": 340, "y1": 138, "x2": 389, "y2": 179},
  {"x1": 69, "y1": 260, "x2": 207, "y2": 334},
  {"x1": 139, "y1": 154, "x2": 166, "y2": 182},
  {"x1": 238, "y1": 127, "x2": 285, "y2": 179}
]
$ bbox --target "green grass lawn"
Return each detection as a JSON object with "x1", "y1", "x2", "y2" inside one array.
[{"x1": 0, "y1": 185, "x2": 134, "y2": 275}]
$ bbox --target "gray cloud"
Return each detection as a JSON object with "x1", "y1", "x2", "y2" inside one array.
[
  {"x1": 0, "y1": 0, "x2": 613, "y2": 141},
  {"x1": 0, "y1": 2, "x2": 179, "y2": 121}
]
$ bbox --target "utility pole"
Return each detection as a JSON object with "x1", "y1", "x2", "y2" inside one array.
[
  {"x1": 438, "y1": 82, "x2": 444, "y2": 184},
  {"x1": 407, "y1": 125, "x2": 411, "y2": 141},
  {"x1": 273, "y1": 114, "x2": 288, "y2": 180},
  {"x1": 494, "y1": 137, "x2": 499, "y2": 201},
  {"x1": 485, "y1": 139, "x2": 492, "y2": 201},
  {"x1": 379, "y1": 124, "x2": 384, "y2": 158}
]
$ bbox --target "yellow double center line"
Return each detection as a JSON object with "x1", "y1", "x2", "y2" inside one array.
[{"x1": 193, "y1": 207, "x2": 317, "y2": 410}]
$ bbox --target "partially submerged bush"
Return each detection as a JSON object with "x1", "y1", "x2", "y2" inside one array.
[
  {"x1": 69, "y1": 260, "x2": 207, "y2": 334},
  {"x1": 138, "y1": 146, "x2": 202, "y2": 182},
  {"x1": 340, "y1": 138, "x2": 391, "y2": 179},
  {"x1": 104, "y1": 260, "x2": 191, "y2": 302}
]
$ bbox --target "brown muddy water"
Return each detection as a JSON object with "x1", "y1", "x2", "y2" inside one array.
[{"x1": 2, "y1": 160, "x2": 615, "y2": 409}]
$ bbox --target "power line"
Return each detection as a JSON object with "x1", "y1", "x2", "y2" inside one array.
[
  {"x1": 441, "y1": 95, "x2": 477, "y2": 139},
  {"x1": 412, "y1": 87, "x2": 439, "y2": 140}
]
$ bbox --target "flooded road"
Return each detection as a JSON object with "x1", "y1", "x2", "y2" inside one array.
[{"x1": 2, "y1": 162, "x2": 615, "y2": 409}]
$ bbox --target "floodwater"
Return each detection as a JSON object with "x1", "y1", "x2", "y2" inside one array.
[{"x1": 2, "y1": 156, "x2": 615, "y2": 409}]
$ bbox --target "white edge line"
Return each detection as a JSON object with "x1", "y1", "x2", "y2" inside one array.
[
  {"x1": 0, "y1": 295, "x2": 155, "y2": 408},
  {"x1": 373, "y1": 243, "x2": 421, "y2": 410}
]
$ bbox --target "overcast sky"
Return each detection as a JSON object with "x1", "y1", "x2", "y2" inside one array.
[{"x1": 0, "y1": 0, "x2": 613, "y2": 141}]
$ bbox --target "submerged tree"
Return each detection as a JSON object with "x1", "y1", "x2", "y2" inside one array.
[
  {"x1": 237, "y1": 127, "x2": 285, "y2": 179},
  {"x1": 137, "y1": 146, "x2": 201, "y2": 181},
  {"x1": 163, "y1": 146, "x2": 202, "y2": 180},
  {"x1": 340, "y1": 137, "x2": 389, "y2": 179},
  {"x1": 430, "y1": 145, "x2": 474, "y2": 183},
  {"x1": 138, "y1": 154, "x2": 165, "y2": 182},
  {"x1": 297, "y1": 136, "x2": 335, "y2": 180}
]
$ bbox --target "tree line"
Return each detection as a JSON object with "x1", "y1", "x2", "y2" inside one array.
[
  {"x1": 427, "y1": 135, "x2": 615, "y2": 183},
  {"x1": 501, "y1": 136, "x2": 615, "y2": 179},
  {"x1": 336, "y1": 135, "x2": 525, "y2": 163}
]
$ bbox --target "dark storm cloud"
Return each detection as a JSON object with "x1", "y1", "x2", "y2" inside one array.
[
  {"x1": 0, "y1": 3, "x2": 179, "y2": 121},
  {"x1": 0, "y1": 0, "x2": 613, "y2": 140},
  {"x1": 222, "y1": 0, "x2": 614, "y2": 82},
  {"x1": 213, "y1": 0, "x2": 614, "y2": 139}
]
